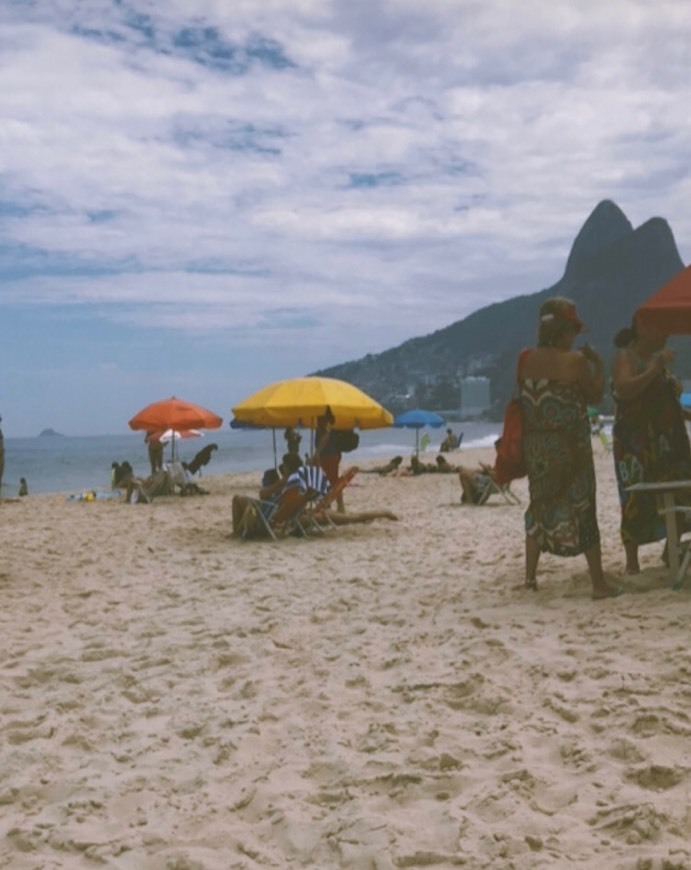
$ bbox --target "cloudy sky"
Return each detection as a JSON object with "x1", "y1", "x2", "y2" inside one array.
[{"x1": 2, "y1": 0, "x2": 691, "y2": 436}]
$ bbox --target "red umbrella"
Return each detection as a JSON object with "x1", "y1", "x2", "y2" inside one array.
[
  {"x1": 128, "y1": 397, "x2": 222, "y2": 433},
  {"x1": 636, "y1": 265, "x2": 691, "y2": 335}
]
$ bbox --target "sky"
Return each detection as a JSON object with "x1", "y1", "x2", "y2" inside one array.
[{"x1": 2, "y1": 0, "x2": 691, "y2": 437}]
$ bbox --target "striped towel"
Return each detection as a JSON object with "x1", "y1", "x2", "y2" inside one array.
[{"x1": 286, "y1": 465, "x2": 331, "y2": 496}]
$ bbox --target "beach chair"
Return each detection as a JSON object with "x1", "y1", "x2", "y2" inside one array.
[
  {"x1": 459, "y1": 463, "x2": 519, "y2": 506},
  {"x1": 304, "y1": 467, "x2": 359, "y2": 532},
  {"x1": 476, "y1": 471, "x2": 521, "y2": 506},
  {"x1": 127, "y1": 468, "x2": 172, "y2": 503},
  {"x1": 236, "y1": 496, "x2": 281, "y2": 540},
  {"x1": 236, "y1": 488, "x2": 316, "y2": 540}
]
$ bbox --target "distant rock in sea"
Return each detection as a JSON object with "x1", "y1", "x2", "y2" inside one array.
[{"x1": 38, "y1": 428, "x2": 64, "y2": 438}]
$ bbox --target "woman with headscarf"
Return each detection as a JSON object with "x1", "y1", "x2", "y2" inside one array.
[
  {"x1": 610, "y1": 320, "x2": 691, "y2": 574},
  {"x1": 519, "y1": 297, "x2": 619, "y2": 599}
]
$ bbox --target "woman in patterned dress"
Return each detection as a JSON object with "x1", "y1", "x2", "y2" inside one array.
[
  {"x1": 519, "y1": 297, "x2": 619, "y2": 598},
  {"x1": 611, "y1": 321, "x2": 691, "y2": 574}
]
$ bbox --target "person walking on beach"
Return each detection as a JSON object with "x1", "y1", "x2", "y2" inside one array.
[
  {"x1": 519, "y1": 297, "x2": 619, "y2": 599},
  {"x1": 610, "y1": 320, "x2": 691, "y2": 574}
]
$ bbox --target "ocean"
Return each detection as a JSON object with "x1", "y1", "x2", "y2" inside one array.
[{"x1": 0, "y1": 423, "x2": 502, "y2": 497}]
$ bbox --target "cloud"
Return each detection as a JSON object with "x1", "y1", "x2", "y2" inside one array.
[{"x1": 1, "y1": 0, "x2": 691, "y2": 433}]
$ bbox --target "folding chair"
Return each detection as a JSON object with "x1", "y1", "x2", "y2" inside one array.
[
  {"x1": 477, "y1": 477, "x2": 520, "y2": 505},
  {"x1": 237, "y1": 489, "x2": 316, "y2": 541},
  {"x1": 303, "y1": 467, "x2": 359, "y2": 532},
  {"x1": 476, "y1": 465, "x2": 520, "y2": 505}
]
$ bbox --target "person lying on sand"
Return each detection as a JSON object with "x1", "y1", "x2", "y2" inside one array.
[
  {"x1": 362, "y1": 456, "x2": 403, "y2": 476},
  {"x1": 435, "y1": 455, "x2": 458, "y2": 473}
]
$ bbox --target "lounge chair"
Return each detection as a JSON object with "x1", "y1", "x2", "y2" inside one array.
[
  {"x1": 477, "y1": 473, "x2": 520, "y2": 505},
  {"x1": 460, "y1": 464, "x2": 520, "y2": 506},
  {"x1": 302, "y1": 467, "x2": 359, "y2": 532}
]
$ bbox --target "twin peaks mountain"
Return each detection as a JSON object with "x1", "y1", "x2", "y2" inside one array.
[{"x1": 314, "y1": 200, "x2": 687, "y2": 418}]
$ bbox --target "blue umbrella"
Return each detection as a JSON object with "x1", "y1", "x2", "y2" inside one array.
[
  {"x1": 681, "y1": 393, "x2": 691, "y2": 408},
  {"x1": 393, "y1": 408, "x2": 446, "y2": 454}
]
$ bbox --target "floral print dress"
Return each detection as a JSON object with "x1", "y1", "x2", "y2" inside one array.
[{"x1": 520, "y1": 378, "x2": 600, "y2": 556}]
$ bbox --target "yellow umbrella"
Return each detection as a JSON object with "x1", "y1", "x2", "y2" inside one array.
[{"x1": 232, "y1": 376, "x2": 393, "y2": 430}]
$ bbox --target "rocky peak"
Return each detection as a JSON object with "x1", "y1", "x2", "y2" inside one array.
[{"x1": 564, "y1": 199, "x2": 633, "y2": 277}]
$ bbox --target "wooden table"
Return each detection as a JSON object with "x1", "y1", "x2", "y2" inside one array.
[{"x1": 626, "y1": 480, "x2": 691, "y2": 589}]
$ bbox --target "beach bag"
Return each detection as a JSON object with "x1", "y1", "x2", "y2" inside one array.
[
  {"x1": 329, "y1": 429, "x2": 360, "y2": 453},
  {"x1": 494, "y1": 349, "x2": 530, "y2": 487},
  {"x1": 494, "y1": 399, "x2": 525, "y2": 486}
]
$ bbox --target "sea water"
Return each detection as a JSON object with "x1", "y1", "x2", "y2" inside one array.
[{"x1": 0, "y1": 423, "x2": 501, "y2": 496}]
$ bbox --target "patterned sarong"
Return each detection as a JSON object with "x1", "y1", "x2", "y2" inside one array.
[
  {"x1": 520, "y1": 378, "x2": 599, "y2": 557},
  {"x1": 613, "y1": 366, "x2": 691, "y2": 545}
]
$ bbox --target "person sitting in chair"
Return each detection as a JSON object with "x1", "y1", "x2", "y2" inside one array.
[
  {"x1": 439, "y1": 428, "x2": 459, "y2": 452},
  {"x1": 458, "y1": 463, "x2": 496, "y2": 505},
  {"x1": 232, "y1": 454, "x2": 303, "y2": 537},
  {"x1": 233, "y1": 454, "x2": 398, "y2": 538}
]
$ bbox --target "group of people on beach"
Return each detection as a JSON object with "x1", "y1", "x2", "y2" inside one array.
[{"x1": 511, "y1": 296, "x2": 691, "y2": 599}]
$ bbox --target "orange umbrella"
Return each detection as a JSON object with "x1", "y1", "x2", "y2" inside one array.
[
  {"x1": 636, "y1": 265, "x2": 691, "y2": 335},
  {"x1": 128, "y1": 397, "x2": 222, "y2": 433}
]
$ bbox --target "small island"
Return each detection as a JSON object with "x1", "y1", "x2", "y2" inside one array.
[{"x1": 38, "y1": 428, "x2": 65, "y2": 438}]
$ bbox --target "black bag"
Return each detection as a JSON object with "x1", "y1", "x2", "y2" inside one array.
[{"x1": 329, "y1": 429, "x2": 359, "y2": 453}]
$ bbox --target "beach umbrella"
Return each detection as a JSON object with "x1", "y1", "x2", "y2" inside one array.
[
  {"x1": 232, "y1": 376, "x2": 393, "y2": 430},
  {"x1": 129, "y1": 397, "x2": 222, "y2": 432},
  {"x1": 636, "y1": 265, "x2": 691, "y2": 335},
  {"x1": 393, "y1": 408, "x2": 446, "y2": 454},
  {"x1": 151, "y1": 428, "x2": 203, "y2": 443},
  {"x1": 150, "y1": 428, "x2": 203, "y2": 461},
  {"x1": 681, "y1": 393, "x2": 691, "y2": 409},
  {"x1": 129, "y1": 397, "x2": 222, "y2": 462}
]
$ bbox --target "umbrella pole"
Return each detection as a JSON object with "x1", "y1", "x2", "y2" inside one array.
[
  {"x1": 415, "y1": 428, "x2": 419, "y2": 456},
  {"x1": 273, "y1": 428, "x2": 277, "y2": 469}
]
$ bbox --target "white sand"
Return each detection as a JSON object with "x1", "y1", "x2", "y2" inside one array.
[{"x1": 1, "y1": 443, "x2": 690, "y2": 869}]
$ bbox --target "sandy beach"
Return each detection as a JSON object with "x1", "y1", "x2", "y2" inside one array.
[{"x1": 2, "y1": 442, "x2": 691, "y2": 869}]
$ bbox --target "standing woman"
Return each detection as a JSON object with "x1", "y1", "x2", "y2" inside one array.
[
  {"x1": 145, "y1": 431, "x2": 164, "y2": 476},
  {"x1": 520, "y1": 297, "x2": 618, "y2": 598},
  {"x1": 313, "y1": 406, "x2": 345, "y2": 511},
  {"x1": 610, "y1": 321, "x2": 691, "y2": 574}
]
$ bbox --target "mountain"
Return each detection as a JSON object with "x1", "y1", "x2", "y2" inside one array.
[
  {"x1": 313, "y1": 200, "x2": 686, "y2": 418},
  {"x1": 38, "y1": 428, "x2": 64, "y2": 437}
]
